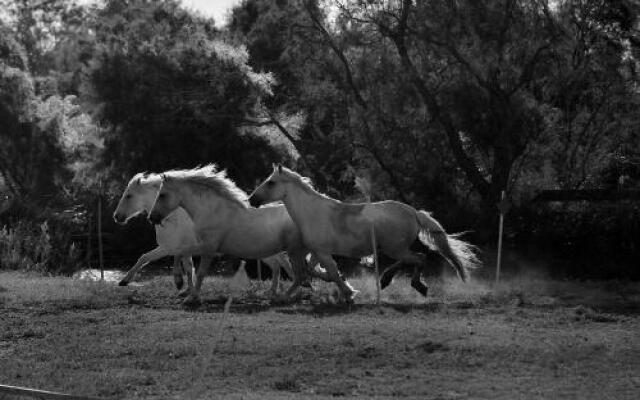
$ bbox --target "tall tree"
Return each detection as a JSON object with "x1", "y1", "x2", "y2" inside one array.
[{"x1": 84, "y1": 0, "x2": 282, "y2": 186}]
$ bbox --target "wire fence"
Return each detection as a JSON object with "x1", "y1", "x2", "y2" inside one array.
[{"x1": 0, "y1": 384, "x2": 102, "y2": 400}]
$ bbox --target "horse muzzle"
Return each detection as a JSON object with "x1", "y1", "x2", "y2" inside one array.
[
  {"x1": 113, "y1": 212, "x2": 126, "y2": 225},
  {"x1": 248, "y1": 195, "x2": 263, "y2": 208},
  {"x1": 148, "y1": 211, "x2": 164, "y2": 225}
]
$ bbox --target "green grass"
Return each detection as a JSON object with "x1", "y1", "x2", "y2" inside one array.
[{"x1": 1, "y1": 270, "x2": 640, "y2": 399}]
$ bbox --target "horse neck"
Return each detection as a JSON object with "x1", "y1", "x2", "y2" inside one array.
[
  {"x1": 177, "y1": 184, "x2": 240, "y2": 224},
  {"x1": 282, "y1": 183, "x2": 334, "y2": 228}
]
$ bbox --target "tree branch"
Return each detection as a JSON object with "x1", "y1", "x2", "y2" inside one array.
[
  {"x1": 304, "y1": 2, "x2": 368, "y2": 109},
  {"x1": 388, "y1": 0, "x2": 492, "y2": 200}
]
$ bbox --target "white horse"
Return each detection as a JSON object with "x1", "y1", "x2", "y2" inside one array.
[
  {"x1": 113, "y1": 172, "x2": 296, "y2": 300},
  {"x1": 147, "y1": 166, "x2": 349, "y2": 303},
  {"x1": 249, "y1": 164, "x2": 480, "y2": 298}
]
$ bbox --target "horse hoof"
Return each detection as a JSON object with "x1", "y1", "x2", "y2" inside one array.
[
  {"x1": 271, "y1": 295, "x2": 290, "y2": 305},
  {"x1": 343, "y1": 295, "x2": 357, "y2": 305},
  {"x1": 344, "y1": 289, "x2": 359, "y2": 304},
  {"x1": 380, "y1": 275, "x2": 393, "y2": 290},
  {"x1": 174, "y1": 276, "x2": 184, "y2": 290},
  {"x1": 411, "y1": 280, "x2": 428, "y2": 297},
  {"x1": 182, "y1": 296, "x2": 201, "y2": 307},
  {"x1": 118, "y1": 280, "x2": 129, "y2": 287}
]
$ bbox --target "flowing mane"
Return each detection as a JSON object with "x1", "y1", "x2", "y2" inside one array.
[
  {"x1": 280, "y1": 167, "x2": 316, "y2": 190},
  {"x1": 129, "y1": 172, "x2": 162, "y2": 188},
  {"x1": 164, "y1": 164, "x2": 249, "y2": 208},
  {"x1": 280, "y1": 166, "x2": 336, "y2": 200}
]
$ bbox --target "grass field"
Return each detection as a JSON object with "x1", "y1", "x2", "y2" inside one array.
[{"x1": 1, "y1": 270, "x2": 640, "y2": 399}]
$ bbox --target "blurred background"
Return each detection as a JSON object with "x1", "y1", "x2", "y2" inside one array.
[{"x1": 0, "y1": 0, "x2": 638, "y2": 280}]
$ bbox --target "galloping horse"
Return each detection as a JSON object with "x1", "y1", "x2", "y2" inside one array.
[
  {"x1": 114, "y1": 172, "x2": 296, "y2": 299},
  {"x1": 249, "y1": 165, "x2": 479, "y2": 298},
  {"x1": 147, "y1": 165, "x2": 351, "y2": 303}
]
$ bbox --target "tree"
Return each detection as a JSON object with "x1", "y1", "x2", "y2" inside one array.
[
  {"x1": 84, "y1": 0, "x2": 283, "y2": 186},
  {"x1": 298, "y1": 0, "x2": 639, "y2": 210}
]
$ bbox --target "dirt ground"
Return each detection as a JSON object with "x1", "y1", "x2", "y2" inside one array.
[{"x1": 1, "y1": 270, "x2": 639, "y2": 400}]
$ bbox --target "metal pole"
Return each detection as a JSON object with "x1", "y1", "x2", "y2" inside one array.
[{"x1": 495, "y1": 190, "x2": 505, "y2": 283}]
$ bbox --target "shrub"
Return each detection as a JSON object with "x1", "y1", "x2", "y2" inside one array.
[{"x1": 0, "y1": 220, "x2": 82, "y2": 274}]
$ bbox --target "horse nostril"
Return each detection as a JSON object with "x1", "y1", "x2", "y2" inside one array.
[
  {"x1": 113, "y1": 213, "x2": 125, "y2": 224},
  {"x1": 148, "y1": 212, "x2": 161, "y2": 225}
]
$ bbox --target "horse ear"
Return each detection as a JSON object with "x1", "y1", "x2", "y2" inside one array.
[
  {"x1": 136, "y1": 177, "x2": 142, "y2": 185},
  {"x1": 160, "y1": 173, "x2": 167, "y2": 181},
  {"x1": 277, "y1": 163, "x2": 283, "y2": 173}
]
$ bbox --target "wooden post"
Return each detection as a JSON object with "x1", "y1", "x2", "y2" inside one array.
[
  {"x1": 355, "y1": 175, "x2": 380, "y2": 304},
  {"x1": 86, "y1": 213, "x2": 92, "y2": 268},
  {"x1": 97, "y1": 189, "x2": 104, "y2": 281},
  {"x1": 257, "y1": 259, "x2": 262, "y2": 281},
  {"x1": 495, "y1": 190, "x2": 506, "y2": 283},
  {"x1": 370, "y1": 223, "x2": 381, "y2": 305}
]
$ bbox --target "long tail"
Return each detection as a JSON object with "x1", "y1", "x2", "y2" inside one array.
[{"x1": 415, "y1": 210, "x2": 480, "y2": 282}]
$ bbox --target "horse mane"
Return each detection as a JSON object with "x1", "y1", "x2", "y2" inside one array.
[
  {"x1": 130, "y1": 172, "x2": 162, "y2": 187},
  {"x1": 163, "y1": 164, "x2": 249, "y2": 208},
  {"x1": 279, "y1": 167, "x2": 314, "y2": 188},
  {"x1": 279, "y1": 166, "x2": 336, "y2": 200}
]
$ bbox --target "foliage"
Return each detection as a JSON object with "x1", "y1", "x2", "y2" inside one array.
[
  {"x1": 82, "y1": 0, "x2": 283, "y2": 187},
  {"x1": 0, "y1": 220, "x2": 82, "y2": 273}
]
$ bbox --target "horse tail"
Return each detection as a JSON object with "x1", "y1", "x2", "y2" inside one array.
[{"x1": 415, "y1": 210, "x2": 480, "y2": 282}]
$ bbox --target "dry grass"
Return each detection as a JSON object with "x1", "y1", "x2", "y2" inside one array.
[{"x1": 1, "y1": 270, "x2": 639, "y2": 399}]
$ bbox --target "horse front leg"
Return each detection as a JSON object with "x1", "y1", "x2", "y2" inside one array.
[
  {"x1": 313, "y1": 252, "x2": 358, "y2": 303},
  {"x1": 119, "y1": 246, "x2": 171, "y2": 286},
  {"x1": 176, "y1": 256, "x2": 195, "y2": 298},
  {"x1": 307, "y1": 252, "x2": 333, "y2": 282},
  {"x1": 184, "y1": 254, "x2": 214, "y2": 306},
  {"x1": 261, "y1": 254, "x2": 286, "y2": 297},
  {"x1": 269, "y1": 261, "x2": 281, "y2": 297}
]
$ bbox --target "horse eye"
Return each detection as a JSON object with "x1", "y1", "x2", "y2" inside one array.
[
  {"x1": 267, "y1": 181, "x2": 275, "y2": 187},
  {"x1": 158, "y1": 193, "x2": 166, "y2": 199},
  {"x1": 125, "y1": 194, "x2": 132, "y2": 200}
]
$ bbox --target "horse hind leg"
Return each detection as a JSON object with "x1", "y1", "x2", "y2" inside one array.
[
  {"x1": 172, "y1": 256, "x2": 184, "y2": 290},
  {"x1": 410, "y1": 266, "x2": 428, "y2": 297},
  {"x1": 183, "y1": 255, "x2": 213, "y2": 306},
  {"x1": 380, "y1": 261, "x2": 403, "y2": 290},
  {"x1": 396, "y1": 251, "x2": 429, "y2": 298}
]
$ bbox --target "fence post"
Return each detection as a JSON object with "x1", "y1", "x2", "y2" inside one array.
[
  {"x1": 495, "y1": 190, "x2": 508, "y2": 283},
  {"x1": 257, "y1": 259, "x2": 262, "y2": 281},
  {"x1": 370, "y1": 223, "x2": 381, "y2": 305},
  {"x1": 354, "y1": 175, "x2": 380, "y2": 304},
  {"x1": 97, "y1": 188, "x2": 104, "y2": 281}
]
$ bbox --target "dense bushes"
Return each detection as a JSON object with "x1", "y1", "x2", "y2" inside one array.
[{"x1": 0, "y1": 219, "x2": 82, "y2": 274}]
